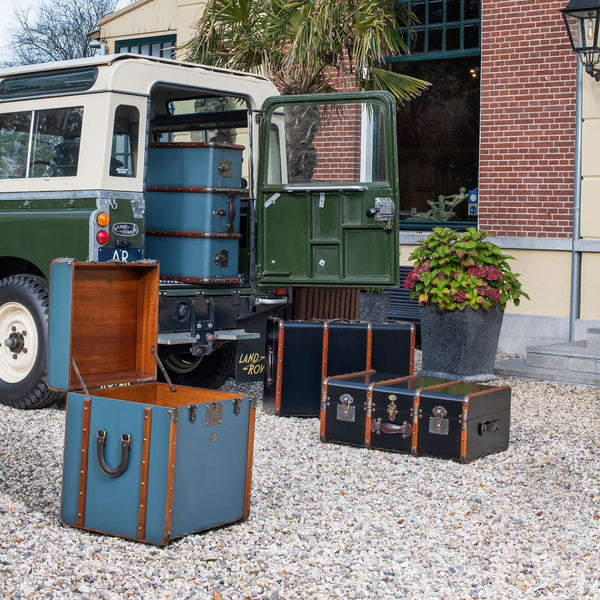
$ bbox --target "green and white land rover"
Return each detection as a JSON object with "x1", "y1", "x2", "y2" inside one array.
[{"x1": 0, "y1": 53, "x2": 400, "y2": 408}]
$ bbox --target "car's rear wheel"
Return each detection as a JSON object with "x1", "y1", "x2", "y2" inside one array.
[
  {"x1": 0, "y1": 275, "x2": 61, "y2": 409},
  {"x1": 158, "y1": 342, "x2": 236, "y2": 390}
]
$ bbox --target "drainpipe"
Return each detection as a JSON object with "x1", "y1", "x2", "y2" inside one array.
[{"x1": 569, "y1": 58, "x2": 582, "y2": 341}]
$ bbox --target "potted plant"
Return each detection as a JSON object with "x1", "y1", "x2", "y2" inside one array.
[{"x1": 404, "y1": 227, "x2": 528, "y2": 381}]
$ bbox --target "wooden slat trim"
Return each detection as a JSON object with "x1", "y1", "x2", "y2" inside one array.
[
  {"x1": 274, "y1": 322, "x2": 285, "y2": 415},
  {"x1": 291, "y1": 287, "x2": 360, "y2": 320},
  {"x1": 243, "y1": 401, "x2": 256, "y2": 520},
  {"x1": 365, "y1": 323, "x2": 373, "y2": 370},
  {"x1": 325, "y1": 369, "x2": 376, "y2": 383},
  {"x1": 460, "y1": 395, "x2": 470, "y2": 464},
  {"x1": 319, "y1": 380, "x2": 329, "y2": 442},
  {"x1": 77, "y1": 398, "x2": 92, "y2": 527},
  {"x1": 137, "y1": 407, "x2": 152, "y2": 540},
  {"x1": 321, "y1": 322, "x2": 330, "y2": 382},
  {"x1": 162, "y1": 410, "x2": 178, "y2": 545}
]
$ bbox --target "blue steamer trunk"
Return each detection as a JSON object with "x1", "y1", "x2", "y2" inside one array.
[
  {"x1": 144, "y1": 234, "x2": 240, "y2": 282},
  {"x1": 144, "y1": 142, "x2": 244, "y2": 283},
  {"x1": 146, "y1": 142, "x2": 244, "y2": 189},
  {"x1": 145, "y1": 190, "x2": 241, "y2": 234},
  {"x1": 49, "y1": 260, "x2": 255, "y2": 545}
]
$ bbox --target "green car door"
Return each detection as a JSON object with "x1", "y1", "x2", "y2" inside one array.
[{"x1": 256, "y1": 91, "x2": 399, "y2": 287}]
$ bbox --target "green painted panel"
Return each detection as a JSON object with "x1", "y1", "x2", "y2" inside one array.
[
  {"x1": 344, "y1": 229, "x2": 395, "y2": 282},
  {"x1": 311, "y1": 192, "x2": 340, "y2": 241},
  {"x1": 259, "y1": 191, "x2": 309, "y2": 278},
  {"x1": 257, "y1": 91, "x2": 400, "y2": 287},
  {"x1": 0, "y1": 208, "x2": 92, "y2": 276},
  {"x1": 311, "y1": 245, "x2": 340, "y2": 280}
]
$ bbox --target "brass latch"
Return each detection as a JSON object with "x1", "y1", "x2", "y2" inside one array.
[{"x1": 387, "y1": 394, "x2": 398, "y2": 421}]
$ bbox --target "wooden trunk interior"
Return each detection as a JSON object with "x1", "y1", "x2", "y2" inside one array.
[
  {"x1": 90, "y1": 382, "x2": 246, "y2": 407},
  {"x1": 68, "y1": 263, "x2": 159, "y2": 390}
]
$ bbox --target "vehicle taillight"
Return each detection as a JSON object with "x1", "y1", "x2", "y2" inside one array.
[
  {"x1": 97, "y1": 230, "x2": 109, "y2": 245},
  {"x1": 275, "y1": 288, "x2": 287, "y2": 296},
  {"x1": 96, "y1": 212, "x2": 109, "y2": 227}
]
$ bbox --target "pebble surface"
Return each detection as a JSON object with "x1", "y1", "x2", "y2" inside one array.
[{"x1": 1, "y1": 352, "x2": 600, "y2": 600}]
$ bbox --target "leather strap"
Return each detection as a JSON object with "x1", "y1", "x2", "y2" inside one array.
[
  {"x1": 96, "y1": 430, "x2": 131, "y2": 478},
  {"x1": 370, "y1": 418, "x2": 412, "y2": 438}
]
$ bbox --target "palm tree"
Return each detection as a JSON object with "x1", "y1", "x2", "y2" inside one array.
[
  {"x1": 186, "y1": 0, "x2": 429, "y2": 181},
  {"x1": 186, "y1": 0, "x2": 428, "y2": 100}
]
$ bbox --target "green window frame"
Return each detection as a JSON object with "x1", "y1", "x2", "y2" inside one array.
[
  {"x1": 115, "y1": 35, "x2": 176, "y2": 59},
  {"x1": 390, "y1": 0, "x2": 481, "y2": 62}
]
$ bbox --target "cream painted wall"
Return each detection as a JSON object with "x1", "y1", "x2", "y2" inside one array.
[
  {"x1": 581, "y1": 74, "x2": 600, "y2": 239},
  {"x1": 580, "y1": 179, "x2": 600, "y2": 238},
  {"x1": 399, "y1": 244, "x2": 571, "y2": 317},
  {"x1": 580, "y1": 253, "x2": 600, "y2": 320},
  {"x1": 579, "y1": 68, "x2": 600, "y2": 319},
  {"x1": 502, "y1": 249, "x2": 571, "y2": 316},
  {"x1": 97, "y1": 0, "x2": 206, "y2": 56}
]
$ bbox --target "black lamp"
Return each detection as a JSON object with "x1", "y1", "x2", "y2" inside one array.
[{"x1": 562, "y1": 0, "x2": 600, "y2": 80}]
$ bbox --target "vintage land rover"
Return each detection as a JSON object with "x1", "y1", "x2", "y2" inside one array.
[{"x1": 0, "y1": 53, "x2": 400, "y2": 408}]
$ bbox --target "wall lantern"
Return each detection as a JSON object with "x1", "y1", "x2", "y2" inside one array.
[{"x1": 562, "y1": 0, "x2": 600, "y2": 80}]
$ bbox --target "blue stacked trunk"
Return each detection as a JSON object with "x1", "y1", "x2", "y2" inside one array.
[
  {"x1": 144, "y1": 142, "x2": 244, "y2": 283},
  {"x1": 49, "y1": 260, "x2": 255, "y2": 545}
]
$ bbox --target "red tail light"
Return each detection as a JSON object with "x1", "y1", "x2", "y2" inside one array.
[{"x1": 96, "y1": 230, "x2": 109, "y2": 245}]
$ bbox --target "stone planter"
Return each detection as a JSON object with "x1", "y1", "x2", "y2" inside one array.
[
  {"x1": 359, "y1": 291, "x2": 390, "y2": 322},
  {"x1": 420, "y1": 304, "x2": 504, "y2": 382}
]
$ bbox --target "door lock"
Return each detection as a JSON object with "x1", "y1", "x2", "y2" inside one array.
[{"x1": 366, "y1": 197, "x2": 395, "y2": 230}]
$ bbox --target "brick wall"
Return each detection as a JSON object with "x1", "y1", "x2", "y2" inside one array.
[
  {"x1": 312, "y1": 103, "x2": 362, "y2": 182},
  {"x1": 479, "y1": 0, "x2": 577, "y2": 237}
]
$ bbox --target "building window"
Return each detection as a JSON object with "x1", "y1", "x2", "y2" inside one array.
[
  {"x1": 115, "y1": 35, "x2": 176, "y2": 59},
  {"x1": 394, "y1": 57, "x2": 480, "y2": 228},
  {"x1": 388, "y1": 1, "x2": 480, "y2": 228},
  {"x1": 391, "y1": 0, "x2": 481, "y2": 60}
]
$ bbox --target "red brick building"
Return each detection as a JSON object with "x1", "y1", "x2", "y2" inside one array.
[
  {"x1": 95, "y1": 0, "x2": 599, "y2": 352},
  {"x1": 393, "y1": 0, "x2": 597, "y2": 353}
]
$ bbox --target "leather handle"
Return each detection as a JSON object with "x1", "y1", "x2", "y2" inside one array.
[
  {"x1": 478, "y1": 418, "x2": 500, "y2": 435},
  {"x1": 266, "y1": 345, "x2": 275, "y2": 387},
  {"x1": 227, "y1": 193, "x2": 237, "y2": 234},
  {"x1": 370, "y1": 418, "x2": 412, "y2": 438},
  {"x1": 96, "y1": 430, "x2": 131, "y2": 478}
]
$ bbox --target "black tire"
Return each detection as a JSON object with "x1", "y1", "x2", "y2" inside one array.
[
  {"x1": 158, "y1": 342, "x2": 236, "y2": 390},
  {"x1": 0, "y1": 275, "x2": 62, "y2": 409}
]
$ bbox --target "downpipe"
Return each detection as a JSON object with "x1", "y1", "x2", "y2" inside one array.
[{"x1": 569, "y1": 59, "x2": 582, "y2": 342}]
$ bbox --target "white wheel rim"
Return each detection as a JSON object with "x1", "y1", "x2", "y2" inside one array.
[{"x1": 0, "y1": 301, "x2": 38, "y2": 384}]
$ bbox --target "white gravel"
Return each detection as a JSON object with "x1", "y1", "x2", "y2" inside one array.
[{"x1": 1, "y1": 356, "x2": 600, "y2": 600}]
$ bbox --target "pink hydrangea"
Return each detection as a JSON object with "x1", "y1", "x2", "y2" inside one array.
[{"x1": 403, "y1": 262, "x2": 430, "y2": 290}]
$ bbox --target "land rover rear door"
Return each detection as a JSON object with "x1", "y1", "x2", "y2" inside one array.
[{"x1": 256, "y1": 91, "x2": 399, "y2": 287}]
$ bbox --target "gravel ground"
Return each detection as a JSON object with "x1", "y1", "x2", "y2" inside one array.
[{"x1": 1, "y1": 353, "x2": 600, "y2": 600}]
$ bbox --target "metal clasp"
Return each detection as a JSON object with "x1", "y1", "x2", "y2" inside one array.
[
  {"x1": 206, "y1": 402, "x2": 223, "y2": 426},
  {"x1": 218, "y1": 160, "x2": 233, "y2": 178},
  {"x1": 429, "y1": 405, "x2": 449, "y2": 436},
  {"x1": 336, "y1": 393, "x2": 356, "y2": 423}
]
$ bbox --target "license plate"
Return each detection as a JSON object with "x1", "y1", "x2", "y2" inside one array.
[{"x1": 98, "y1": 247, "x2": 143, "y2": 262}]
